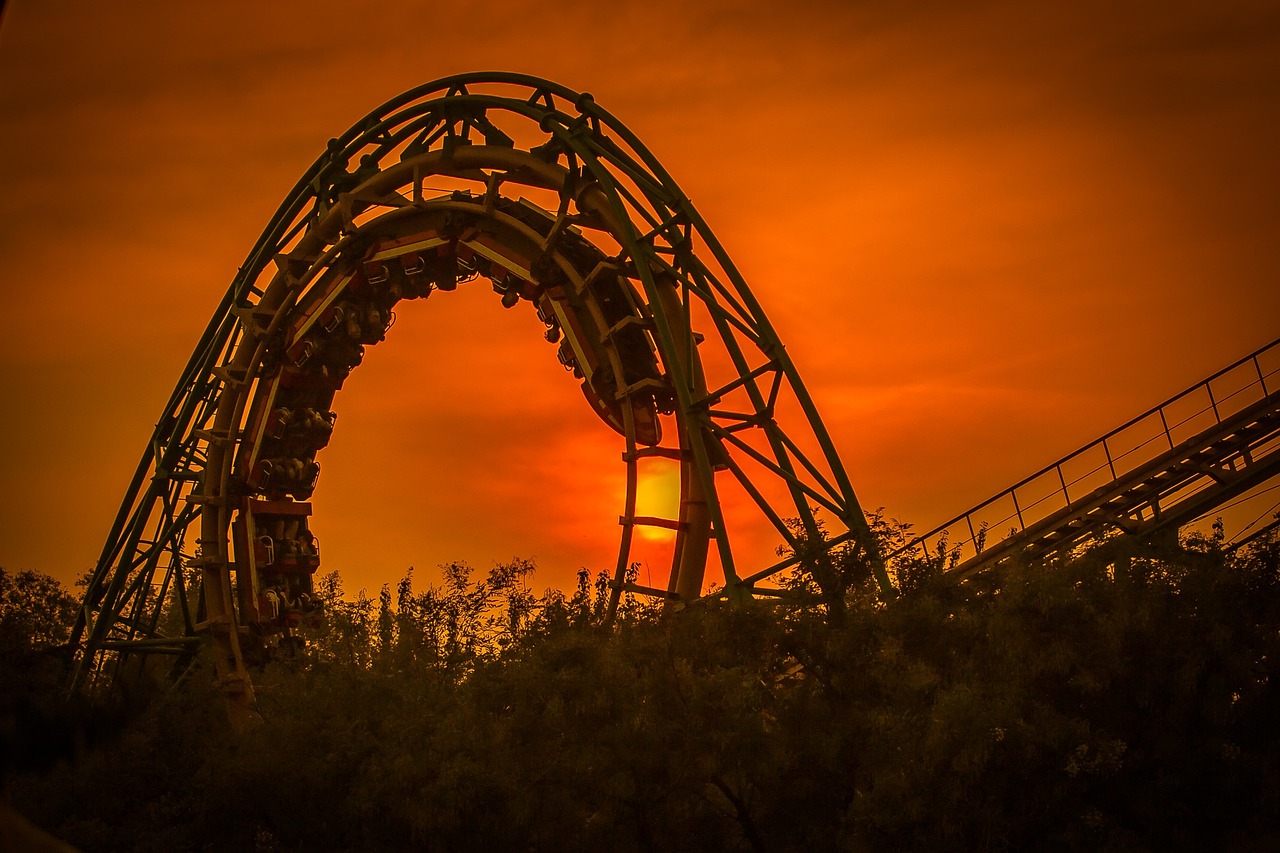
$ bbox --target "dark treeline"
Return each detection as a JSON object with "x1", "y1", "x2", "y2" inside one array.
[{"x1": 4, "y1": 520, "x2": 1280, "y2": 852}]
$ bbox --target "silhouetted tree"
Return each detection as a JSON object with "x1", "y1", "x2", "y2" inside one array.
[
  {"x1": 0, "y1": 567, "x2": 77, "y2": 654},
  {"x1": 11, "y1": 530, "x2": 1280, "y2": 851}
]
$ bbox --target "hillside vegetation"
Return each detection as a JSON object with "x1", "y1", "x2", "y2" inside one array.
[{"x1": 4, "y1": 522, "x2": 1280, "y2": 851}]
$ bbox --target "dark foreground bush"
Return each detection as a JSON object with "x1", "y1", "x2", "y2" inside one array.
[{"x1": 12, "y1": 531, "x2": 1280, "y2": 852}]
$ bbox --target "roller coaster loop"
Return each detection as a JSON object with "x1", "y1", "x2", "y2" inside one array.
[{"x1": 69, "y1": 73, "x2": 888, "y2": 720}]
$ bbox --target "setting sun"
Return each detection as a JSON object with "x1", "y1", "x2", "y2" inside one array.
[
  {"x1": 632, "y1": 465, "x2": 682, "y2": 542},
  {"x1": 1, "y1": 0, "x2": 1277, "y2": 605}
]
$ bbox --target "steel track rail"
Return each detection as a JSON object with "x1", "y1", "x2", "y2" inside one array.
[
  {"x1": 894, "y1": 336, "x2": 1280, "y2": 578},
  {"x1": 70, "y1": 74, "x2": 886, "y2": 712}
]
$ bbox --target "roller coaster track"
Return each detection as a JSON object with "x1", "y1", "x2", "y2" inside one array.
[
  {"x1": 69, "y1": 73, "x2": 1279, "y2": 720},
  {"x1": 69, "y1": 74, "x2": 890, "y2": 717},
  {"x1": 893, "y1": 337, "x2": 1280, "y2": 578}
]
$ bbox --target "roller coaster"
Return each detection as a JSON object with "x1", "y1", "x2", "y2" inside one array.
[
  {"x1": 894, "y1": 338, "x2": 1280, "y2": 575},
  {"x1": 69, "y1": 74, "x2": 1280, "y2": 719}
]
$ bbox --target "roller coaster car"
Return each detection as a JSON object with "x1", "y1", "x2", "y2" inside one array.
[
  {"x1": 257, "y1": 586, "x2": 322, "y2": 629},
  {"x1": 316, "y1": 299, "x2": 392, "y2": 346},
  {"x1": 278, "y1": 287, "x2": 392, "y2": 386},
  {"x1": 252, "y1": 527, "x2": 320, "y2": 573},
  {"x1": 351, "y1": 226, "x2": 454, "y2": 298},
  {"x1": 278, "y1": 363, "x2": 346, "y2": 393},
  {"x1": 233, "y1": 373, "x2": 338, "y2": 489},
  {"x1": 241, "y1": 192, "x2": 670, "y2": 508},
  {"x1": 249, "y1": 456, "x2": 320, "y2": 500},
  {"x1": 232, "y1": 498, "x2": 322, "y2": 630},
  {"x1": 541, "y1": 280, "x2": 666, "y2": 447},
  {"x1": 260, "y1": 406, "x2": 336, "y2": 453},
  {"x1": 291, "y1": 407, "x2": 336, "y2": 446},
  {"x1": 489, "y1": 201, "x2": 668, "y2": 445},
  {"x1": 286, "y1": 335, "x2": 365, "y2": 380},
  {"x1": 355, "y1": 194, "x2": 670, "y2": 446}
]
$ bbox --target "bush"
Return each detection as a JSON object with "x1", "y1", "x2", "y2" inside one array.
[{"x1": 11, "y1": 532, "x2": 1280, "y2": 851}]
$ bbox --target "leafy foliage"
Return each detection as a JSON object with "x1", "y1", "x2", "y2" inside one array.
[
  {"x1": 1, "y1": 567, "x2": 83, "y2": 787},
  {"x1": 0, "y1": 567, "x2": 78, "y2": 655},
  {"x1": 10, "y1": 526, "x2": 1280, "y2": 851}
]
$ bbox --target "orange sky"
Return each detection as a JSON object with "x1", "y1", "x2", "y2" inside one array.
[{"x1": 2, "y1": 0, "x2": 1278, "y2": 596}]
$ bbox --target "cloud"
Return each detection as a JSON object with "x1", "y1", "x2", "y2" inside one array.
[{"x1": 2, "y1": 0, "x2": 1278, "y2": 592}]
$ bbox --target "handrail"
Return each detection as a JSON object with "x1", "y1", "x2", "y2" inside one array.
[{"x1": 893, "y1": 336, "x2": 1280, "y2": 568}]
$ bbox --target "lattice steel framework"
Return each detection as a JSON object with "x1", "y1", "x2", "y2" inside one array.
[
  {"x1": 893, "y1": 336, "x2": 1280, "y2": 578},
  {"x1": 70, "y1": 73, "x2": 889, "y2": 715}
]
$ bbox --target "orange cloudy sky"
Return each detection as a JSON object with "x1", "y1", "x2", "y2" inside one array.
[{"x1": 1, "y1": 0, "x2": 1278, "y2": 595}]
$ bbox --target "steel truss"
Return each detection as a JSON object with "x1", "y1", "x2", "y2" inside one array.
[
  {"x1": 70, "y1": 73, "x2": 888, "y2": 714},
  {"x1": 894, "y1": 336, "x2": 1280, "y2": 578}
]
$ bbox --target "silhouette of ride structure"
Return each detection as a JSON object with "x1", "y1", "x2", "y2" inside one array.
[
  {"x1": 70, "y1": 74, "x2": 1280, "y2": 721},
  {"x1": 895, "y1": 338, "x2": 1280, "y2": 575}
]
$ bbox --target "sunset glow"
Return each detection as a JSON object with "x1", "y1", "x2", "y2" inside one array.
[
  {"x1": 1, "y1": 1, "x2": 1278, "y2": 598},
  {"x1": 632, "y1": 466, "x2": 682, "y2": 541}
]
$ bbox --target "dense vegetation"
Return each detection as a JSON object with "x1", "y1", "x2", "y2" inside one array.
[{"x1": 4, "y1": 521, "x2": 1280, "y2": 852}]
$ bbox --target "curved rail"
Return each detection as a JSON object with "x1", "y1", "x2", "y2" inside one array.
[{"x1": 69, "y1": 74, "x2": 888, "y2": 715}]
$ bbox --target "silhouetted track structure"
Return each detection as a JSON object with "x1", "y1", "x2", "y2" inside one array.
[
  {"x1": 70, "y1": 73, "x2": 1280, "y2": 718},
  {"x1": 893, "y1": 337, "x2": 1280, "y2": 578},
  {"x1": 70, "y1": 74, "x2": 891, "y2": 718}
]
